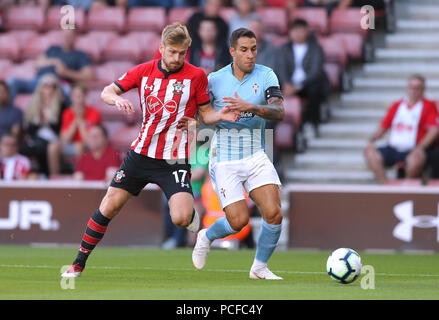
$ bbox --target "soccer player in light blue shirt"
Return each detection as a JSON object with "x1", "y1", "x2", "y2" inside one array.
[{"x1": 192, "y1": 28, "x2": 285, "y2": 280}]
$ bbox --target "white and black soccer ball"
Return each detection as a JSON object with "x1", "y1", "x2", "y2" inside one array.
[{"x1": 326, "y1": 248, "x2": 362, "y2": 284}]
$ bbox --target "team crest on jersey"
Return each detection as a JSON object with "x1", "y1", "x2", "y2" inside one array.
[
  {"x1": 113, "y1": 170, "x2": 125, "y2": 183},
  {"x1": 252, "y1": 83, "x2": 259, "y2": 95},
  {"x1": 173, "y1": 81, "x2": 185, "y2": 95}
]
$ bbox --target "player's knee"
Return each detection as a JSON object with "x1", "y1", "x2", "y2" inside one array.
[
  {"x1": 228, "y1": 216, "x2": 249, "y2": 232},
  {"x1": 264, "y1": 207, "x2": 283, "y2": 225},
  {"x1": 170, "y1": 209, "x2": 192, "y2": 227}
]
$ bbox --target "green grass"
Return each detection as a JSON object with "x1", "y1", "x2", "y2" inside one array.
[{"x1": 0, "y1": 245, "x2": 438, "y2": 300}]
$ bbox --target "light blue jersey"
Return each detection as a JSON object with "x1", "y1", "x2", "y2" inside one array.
[{"x1": 208, "y1": 63, "x2": 280, "y2": 163}]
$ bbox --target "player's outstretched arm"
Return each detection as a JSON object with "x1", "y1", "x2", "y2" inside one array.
[
  {"x1": 223, "y1": 92, "x2": 284, "y2": 121},
  {"x1": 101, "y1": 83, "x2": 135, "y2": 114},
  {"x1": 197, "y1": 102, "x2": 241, "y2": 125}
]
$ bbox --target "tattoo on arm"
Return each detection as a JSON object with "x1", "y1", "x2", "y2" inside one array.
[{"x1": 250, "y1": 97, "x2": 284, "y2": 120}]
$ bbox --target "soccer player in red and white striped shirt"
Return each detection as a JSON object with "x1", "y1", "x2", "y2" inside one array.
[{"x1": 62, "y1": 23, "x2": 240, "y2": 278}]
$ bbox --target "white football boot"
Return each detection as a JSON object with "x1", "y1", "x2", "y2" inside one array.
[
  {"x1": 186, "y1": 210, "x2": 200, "y2": 233},
  {"x1": 192, "y1": 229, "x2": 211, "y2": 270},
  {"x1": 249, "y1": 266, "x2": 283, "y2": 280},
  {"x1": 61, "y1": 264, "x2": 84, "y2": 278}
]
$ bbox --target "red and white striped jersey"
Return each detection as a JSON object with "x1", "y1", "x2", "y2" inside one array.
[
  {"x1": 114, "y1": 59, "x2": 210, "y2": 160},
  {"x1": 1, "y1": 154, "x2": 31, "y2": 180}
]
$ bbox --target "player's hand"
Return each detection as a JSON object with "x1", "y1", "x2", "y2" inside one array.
[
  {"x1": 177, "y1": 116, "x2": 199, "y2": 131},
  {"x1": 115, "y1": 98, "x2": 135, "y2": 114},
  {"x1": 222, "y1": 92, "x2": 252, "y2": 112},
  {"x1": 219, "y1": 106, "x2": 241, "y2": 122}
]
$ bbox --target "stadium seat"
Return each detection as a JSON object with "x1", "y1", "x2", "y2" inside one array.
[
  {"x1": 384, "y1": 179, "x2": 422, "y2": 186},
  {"x1": 428, "y1": 180, "x2": 439, "y2": 186},
  {"x1": 88, "y1": 60, "x2": 136, "y2": 90},
  {"x1": 324, "y1": 62, "x2": 341, "y2": 89},
  {"x1": 0, "y1": 33, "x2": 21, "y2": 62},
  {"x1": 256, "y1": 7, "x2": 288, "y2": 35},
  {"x1": 102, "y1": 33, "x2": 143, "y2": 63},
  {"x1": 110, "y1": 124, "x2": 140, "y2": 154},
  {"x1": 219, "y1": 7, "x2": 236, "y2": 23},
  {"x1": 87, "y1": 6, "x2": 126, "y2": 33},
  {"x1": 4, "y1": 60, "x2": 36, "y2": 80},
  {"x1": 8, "y1": 30, "x2": 38, "y2": 47},
  {"x1": 167, "y1": 7, "x2": 200, "y2": 25},
  {"x1": 289, "y1": 8, "x2": 328, "y2": 35},
  {"x1": 274, "y1": 120, "x2": 295, "y2": 150},
  {"x1": 318, "y1": 36, "x2": 348, "y2": 68},
  {"x1": 128, "y1": 32, "x2": 162, "y2": 62},
  {"x1": 329, "y1": 8, "x2": 369, "y2": 38},
  {"x1": 14, "y1": 93, "x2": 32, "y2": 112},
  {"x1": 0, "y1": 59, "x2": 13, "y2": 80},
  {"x1": 75, "y1": 33, "x2": 103, "y2": 63},
  {"x1": 103, "y1": 120, "x2": 127, "y2": 143},
  {"x1": 5, "y1": 6, "x2": 45, "y2": 31},
  {"x1": 21, "y1": 31, "x2": 63, "y2": 60},
  {"x1": 264, "y1": 0, "x2": 291, "y2": 7},
  {"x1": 127, "y1": 7, "x2": 166, "y2": 34},
  {"x1": 46, "y1": 6, "x2": 86, "y2": 32},
  {"x1": 264, "y1": 33, "x2": 288, "y2": 48},
  {"x1": 331, "y1": 33, "x2": 364, "y2": 60},
  {"x1": 79, "y1": 31, "x2": 118, "y2": 53},
  {"x1": 283, "y1": 96, "x2": 302, "y2": 126}
]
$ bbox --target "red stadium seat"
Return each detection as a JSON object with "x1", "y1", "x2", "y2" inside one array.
[
  {"x1": 21, "y1": 31, "x2": 63, "y2": 60},
  {"x1": 167, "y1": 7, "x2": 200, "y2": 25},
  {"x1": 256, "y1": 7, "x2": 288, "y2": 35},
  {"x1": 0, "y1": 59, "x2": 13, "y2": 80},
  {"x1": 289, "y1": 8, "x2": 328, "y2": 35},
  {"x1": 46, "y1": 6, "x2": 86, "y2": 32},
  {"x1": 8, "y1": 30, "x2": 38, "y2": 47},
  {"x1": 127, "y1": 7, "x2": 166, "y2": 34},
  {"x1": 428, "y1": 179, "x2": 439, "y2": 186},
  {"x1": 385, "y1": 179, "x2": 422, "y2": 186},
  {"x1": 318, "y1": 36, "x2": 348, "y2": 68},
  {"x1": 264, "y1": 33, "x2": 288, "y2": 47},
  {"x1": 110, "y1": 124, "x2": 140, "y2": 154},
  {"x1": 128, "y1": 31, "x2": 162, "y2": 61},
  {"x1": 283, "y1": 96, "x2": 302, "y2": 126},
  {"x1": 331, "y1": 33, "x2": 364, "y2": 60},
  {"x1": 0, "y1": 33, "x2": 21, "y2": 62},
  {"x1": 4, "y1": 60, "x2": 36, "y2": 80},
  {"x1": 5, "y1": 6, "x2": 45, "y2": 31},
  {"x1": 14, "y1": 93, "x2": 32, "y2": 112},
  {"x1": 88, "y1": 61, "x2": 136, "y2": 90},
  {"x1": 330, "y1": 8, "x2": 369, "y2": 38},
  {"x1": 87, "y1": 6, "x2": 126, "y2": 33},
  {"x1": 75, "y1": 34, "x2": 103, "y2": 63},
  {"x1": 80, "y1": 31, "x2": 118, "y2": 52},
  {"x1": 274, "y1": 120, "x2": 295, "y2": 150},
  {"x1": 219, "y1": 7, "x2": 236, "y2": 23},
  {"x1": 324, "y1": 62, "x2": 341, "y2": 89},
  {"x1": 264, "y1": 0, "x2": 291, "y2": 7},
  {"x1": 102, "y1": 33, "x2": 143, "y2": 63}
]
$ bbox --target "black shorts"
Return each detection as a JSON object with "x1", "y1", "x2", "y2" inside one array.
[
  {"x1": 377, "y1": 146, "x2": 410, "y2": 168},
  {"x1": 110, "y1": 150, "x2": 193, "y2": 199}
]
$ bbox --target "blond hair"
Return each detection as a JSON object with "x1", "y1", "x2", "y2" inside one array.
[
  {"x1": 161, "y1": 22, "x2": 192, "y2": 47},
  {"x1": 25, "y1": 73, "x2": 64, "y2": 126}
]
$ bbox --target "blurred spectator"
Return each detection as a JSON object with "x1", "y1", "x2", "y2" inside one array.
[
  {"x1": 0, "y1": 81, "x2": 23, "y2": 140},
  {"x1": 338, "y1": 0, "x2": 385, "y2": 10},
  {"x1": 0, "y1": 133, "x2": 31, "y2": 180},
  {"x1": 288, "y1": 0, "x2": 343, "y2": 15},
  {"x1": 364, "y1": 75, "x2": 439, "y2": 184},
  {"x1": 248, "y1": 15, "x2": 281, "y2": 78},
  {"x1": 189, "y1": 17, "x2": 230, "y2": 75},
  {"x1": 7, "y1": 29, "x2": 93, "y2": 104},
  {"x1": 59, "y1": 83, "x2": 102, "y2": 164},
  {"x1": 54, "y1": 0, "x2": 108, "y2": 11},
  {"x1": 187, "y1": 0, "x2": 229, "y2": 50},
  {"x1": 228, "y1": 0, "x2": 261, "y2": 37},
  {"x1": 73, "y1": 124, "x2": 121, "y2": 182},
  {"x1": 20, "y1": 74, "x2": 67, "y2": 177},
  {"x1": 278, "y1": 18, "x2": 330, "y2": 137}
]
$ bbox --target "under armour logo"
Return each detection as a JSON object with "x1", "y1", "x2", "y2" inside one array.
[
  {"x1": 393, "y1": 201, "x2": 439, "y2": 242},
  {"x1": 181, "y1": 183, "x2": 190, "y2": 188}
]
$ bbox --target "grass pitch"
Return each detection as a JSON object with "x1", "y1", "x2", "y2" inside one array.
[{"x1": 0, "y1": 245, "x2": 438, "y2": 300}]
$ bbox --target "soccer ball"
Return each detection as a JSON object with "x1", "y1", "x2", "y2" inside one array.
[{"x1": 326, "y1": 248, "x2": 362, "y2": 284}]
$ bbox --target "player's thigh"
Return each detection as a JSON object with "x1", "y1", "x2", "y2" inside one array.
[
  {"x1": 249, "y1": 184, "x2": 282, "y2": 225},
  {"x1": 99, "y1": 186, "x2": 132, "y2": 219},
  {"x1": 168, "y1": 191, "x2": 194, "y2": 226},
  {"x1": 209, "y1": 160, "x2": 246, "y2": 210}
]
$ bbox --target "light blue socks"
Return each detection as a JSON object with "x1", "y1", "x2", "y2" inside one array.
[
  {"x1": 205, "y1": 217, "x2": 238, "y2": 242},
  {"x1": 255, "y1": 220, "x2": 282, "y2": 263}
]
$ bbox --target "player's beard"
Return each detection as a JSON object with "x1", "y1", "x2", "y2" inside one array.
[{"x1": 162, "y1": 57, "x2": 184, "y2": 72}]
